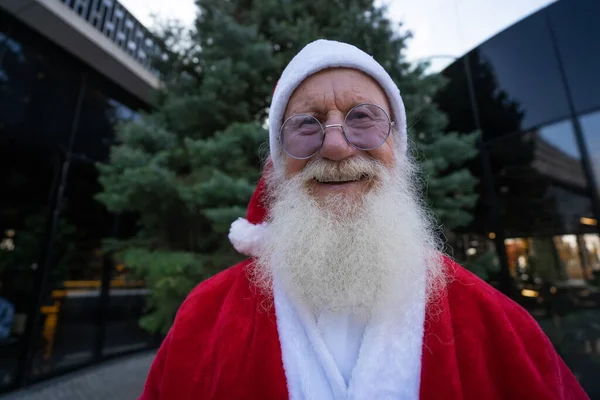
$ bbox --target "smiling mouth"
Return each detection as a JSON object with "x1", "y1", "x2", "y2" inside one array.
[{"x1": 314, "y1": 174, "x2": 368, "y2": 184}]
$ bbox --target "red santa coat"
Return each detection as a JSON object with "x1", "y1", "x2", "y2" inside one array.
[{"x1": 139, "y1": 257, "x2": 588, "y2": 400}]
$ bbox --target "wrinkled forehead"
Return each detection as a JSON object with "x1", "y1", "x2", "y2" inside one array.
[{"x1": 284, "y1": 68, "x2": 392, "y2": 120}]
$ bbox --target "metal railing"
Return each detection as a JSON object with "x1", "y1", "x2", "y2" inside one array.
[{"x1": 58, "y1": 0, "x2": 163, "y2": 77}]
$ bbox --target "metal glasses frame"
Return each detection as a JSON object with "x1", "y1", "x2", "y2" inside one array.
[{"x1": 279, "y1": 103, "x2": 395, "y2": 160}]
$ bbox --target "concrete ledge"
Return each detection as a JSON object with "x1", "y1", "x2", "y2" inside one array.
[{"x1": 0, "y1": 0, "x2": 161, "y2": 103}]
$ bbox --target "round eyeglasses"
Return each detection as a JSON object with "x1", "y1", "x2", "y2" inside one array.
[{"x1": 279, "y1": 103, "x2": 395, "y2": 159}]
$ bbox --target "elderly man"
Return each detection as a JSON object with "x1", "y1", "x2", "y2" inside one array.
[{"x1": 140, "y1": 40, "x2": 587, "y2": 400}]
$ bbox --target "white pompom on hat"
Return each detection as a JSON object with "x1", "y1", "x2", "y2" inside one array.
[{"x1": 229, "y1": 39, "x2": 408, "y2": 257}]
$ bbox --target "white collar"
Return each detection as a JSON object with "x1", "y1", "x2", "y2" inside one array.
[{"x1": 274, "y1": 273, "x2": 427, "y2": 400}]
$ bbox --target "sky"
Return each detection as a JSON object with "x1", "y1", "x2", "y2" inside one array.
[{"x1": 119, "y1": 0, "x2": 555, "y2": 71}]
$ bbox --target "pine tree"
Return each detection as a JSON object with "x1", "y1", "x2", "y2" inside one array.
[{"x1": 96, "y1": 0, "x2": 478, "y2": 334}]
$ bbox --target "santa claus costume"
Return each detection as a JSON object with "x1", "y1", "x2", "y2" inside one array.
[{"x1": 139, "y1": 40, "x2": 588, "y2": 400}]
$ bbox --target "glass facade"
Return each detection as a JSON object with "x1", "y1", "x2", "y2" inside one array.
[
  {"x1": 580, "y1": 111, "x2": 600, "y2": 192},
  {"x1": 477, "y1": 11, "x2": 570, "y2": 132},
  {"x1": 0, "y1": 7, "x2": 153, "y2": 392},
  {"x1": 437, "y1": 0, "x2": 600, "y2": 397},
  {"x1": 547, "y1": 0, "x2": 600, "y2": 115}
]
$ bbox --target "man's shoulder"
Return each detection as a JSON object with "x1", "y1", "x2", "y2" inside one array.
[
  {"x1": 444, "y1": 257, "x2": 531, "y2": 322},
  {"x1": 174, "y1": 259, "x2": 255, "y2": 327},
  {"x1": 439, "y1": 259, "x2": 587, "y2": 398},
  {"x1": 443, "y1": 256, "x2": 549, "y2": 343}
]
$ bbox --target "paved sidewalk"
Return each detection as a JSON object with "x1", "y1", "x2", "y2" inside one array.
[{"x1": 1, "y1": 351, "x2": 155, "y2": 400}]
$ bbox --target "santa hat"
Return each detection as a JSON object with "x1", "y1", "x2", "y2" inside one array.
[{"x1": 229, "y1": 39, "x2": 408, "y2": 257}]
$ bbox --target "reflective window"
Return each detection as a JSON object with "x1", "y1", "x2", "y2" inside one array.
[
  {"x1": 103, "y1": 260, "x2": 153, "y2": 357},
  {"x1": 436, "y1": 61, "x2": 479, "y2": 135},
  {"x1": 29, "y1": 162, "x2": 107, "y2": 378},
  {"x1": 488, "y1": 119, "x2": 593, "y2": 237},
  {"x1": 0, "y1": 139, "x2": 60, "y2": 389},
  {"x1": 505, "y1": 238, "x2": 559, "y2": 282},
  {"x1": 449, "y1": 232, "x2": 500, "y2": 284},
  {"x1": 582, "y1": 234, "x2": 600, "y2": 275},
  {"x1": 437, "y1": 53, "x2": 526, "y2": 141},
  {"x1": 0, "y1": 12, "x2": 82, "y2": 151},
  {"x1": 0, "y1": 7, "x2": 152, "y2": 390},
  {"x1": 548, "y1": 0, "x2": 600, "y2": 114},
  {"x1": 73, "y1": 73, "x2": 142, "y2": 163},
  {"x1": 553, "y1": 235, "x2": 585, "y2": 282},
  {"x1": 580, "y1": 110, "x2": 600, "y2": 191},
  {"x1": 476, "y1": 10, "x2": 569, "y2": 135},
  {"x1": 537, "y1": 120, "x2": 580, "y2": 159},
  {"x1": 504, "y1": 232, "x2": 600, "y2": 397},
  {"x1": 504, "y1": 235, "x2": 592, "y2": 284}
]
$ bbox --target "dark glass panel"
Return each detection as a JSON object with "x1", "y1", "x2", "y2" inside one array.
[
  {"x1": 476, "y1": 10, "x2": 569, "y2": 134},
  {"x1": 448, "y1": 232, "x2": 501, "y2": 286},
  {"x1": 582, "y1": 234, "x2": 600, "y2": 279},
  {"x1": 548, "y1": 0, "x2": 600, "y2": 114},
  {"x1": 492, "y1": 118, "x2": 600, "y2": 397},
  {"x1": 29, "y1": 162, "x2": 108, "y2": 378},
  {"x1": 73, "y1": 73, "x2": 143, "y2": 163},
  {"x1": 436, "y1": 61, "x2": 477, "y2": 135},
  {"x1": 506, "y1": 234, "x2": 600, "y2": 398},
  {"x1": 489, "y1": 119, "x2": 593, "y2": 237},
  {"x1": 580, "y1": 110, "x2": 600, "y2": 193},
  {"x1": 438, "y1": 10, "x2": 571, "y2": 142},
  {"x1": 0, "y1": 138, "x2": 60, "y2": 390},
  {"x1": 0, "y1": 9, "x2": 78, "y2": 389},
  {"x1": 0, "y1": 6, "x2": 151, "y2": 389},
  {"x1": 102, "y1": 259, "x2": 153, "y2": 357},
  {"x1": 437, "y1": 51, "x2": 527, "y2": 142},
  {"x1": 0, "y1": 10, "x2": 82, "y2": 151}
]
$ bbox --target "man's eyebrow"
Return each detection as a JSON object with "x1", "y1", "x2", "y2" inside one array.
[{"x1": 288, "y1": 101, "x2": 323, "y2": 115}]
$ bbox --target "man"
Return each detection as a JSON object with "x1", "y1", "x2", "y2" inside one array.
[{"x1": 140, "y1": 40, "x2": 587, "y2": 399}]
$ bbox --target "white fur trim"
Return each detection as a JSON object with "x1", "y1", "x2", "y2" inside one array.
[
  {"x1": 269, "y1": 39, "x2": 407, "y2": 174},
  {"x1": 228, "y1": 218, "x2": 268, "y2": 257},
  {"x1": 274, "y1": 270, "x2": 426, "y2": 400}
]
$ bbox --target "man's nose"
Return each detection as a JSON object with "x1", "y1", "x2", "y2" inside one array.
[{"x1": 318, "y1": 116, "x2": 357, "y2": 161}]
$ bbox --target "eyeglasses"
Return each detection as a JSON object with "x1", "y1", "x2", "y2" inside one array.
[{"x1": 279, "y1": 103, "x2": 395, "y2": 160}]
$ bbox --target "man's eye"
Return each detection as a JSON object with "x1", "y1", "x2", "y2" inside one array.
[
  {"x1": 348, "y1": 111, "x2": 373, "y2": 120},
  {"x1": 299, "y1": 117, "x2": 319, "y2": 126}
]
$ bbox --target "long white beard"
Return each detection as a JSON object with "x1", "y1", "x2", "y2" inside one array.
[{"x1": 253, "y1": 156, "x2": 445, "y2": 319}]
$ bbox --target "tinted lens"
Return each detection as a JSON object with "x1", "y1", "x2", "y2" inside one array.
[
  {"x1": 281, "y1": 115, "x2": 323, "y2": 158},
  {"x1": 344, "y1": 104, "x2": 391, "y2": 150}
]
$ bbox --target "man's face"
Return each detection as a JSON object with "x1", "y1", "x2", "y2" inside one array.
[
  {"x1": 282, "y1": 68, "x2": 396, "y2": 202},
  {"x1": 254, "y1": 68, "x2": 444, "y2": 316}
]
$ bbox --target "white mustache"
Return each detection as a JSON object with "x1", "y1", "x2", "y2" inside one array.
[{"x1": 300, "y1": 158, "x2": 384, "y2": 184}]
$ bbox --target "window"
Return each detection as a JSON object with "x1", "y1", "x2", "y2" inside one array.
[
  {"x1": 548, "y1": 0, "x2": 600, "y2": 114},
  {"x1": 553, "y1": 235, "x2": 585, "y2": 282},
  {"x1": 0, "y1": 13, "x2": 83, "y2": 152},
  {"x1": 582, "y1": 234, "x2": 600, "y2": 276},
  {"x1": 488, "y1": 119, "x2": 594, "y2": 237},
  {"x1": 476, "y1": 10, "x2": 570, "y2": 136},
  {"x1": 580, "y1": 110, "x2": 600, "y2": 191},
  {"x1": 0, "y1": 7, "x2": 152, "y2": 390},
  {"x1": 73, "y1": 73, "x2": 143, "y2": 163},
  {"x1": 0, "y1": 140, "x2": 61, "y2": 389},
  {"x1": 29, "y1": 162, "x2": 107, "y2": 378},
  {"x1": 103, "y1": 259, "x2": 153, "y2": 356}
]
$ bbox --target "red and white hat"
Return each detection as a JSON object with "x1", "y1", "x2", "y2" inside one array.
[{"x1": 229, "y1": 39, "x2": 408, "y2": 257}]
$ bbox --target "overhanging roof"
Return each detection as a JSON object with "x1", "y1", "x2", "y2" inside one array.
[{"x1": 0, "y1": 0, "x2": 162, "y2": 103}]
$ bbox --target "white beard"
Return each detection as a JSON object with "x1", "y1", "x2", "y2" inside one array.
[{"x1": 253, "y1": 155, "x2": 445, "y2": 319}]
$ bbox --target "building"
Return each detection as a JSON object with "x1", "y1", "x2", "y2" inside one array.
[
  {"x1": 437, "y1": 0, "x2": 600, "y2": 396},
  {"x1": 0, "y1": 0, "x2": 162, "y2": 393}
]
